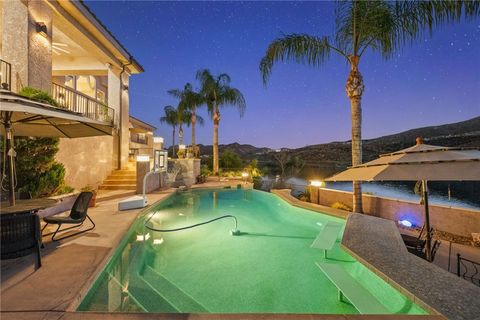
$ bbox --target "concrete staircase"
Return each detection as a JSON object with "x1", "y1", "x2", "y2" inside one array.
[{"x1": 98, "y1": 161, "x2": 136, "y2": 191}]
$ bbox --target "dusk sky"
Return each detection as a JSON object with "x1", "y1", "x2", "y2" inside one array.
[{"x1": 86, "y1": 1, "x2": 480, "y2": 149}]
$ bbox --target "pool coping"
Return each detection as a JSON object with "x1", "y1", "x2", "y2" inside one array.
[
  {"x1": 271, "y1": 189, "x2": 350, "y2": 219},
  {"x1": 341, "y1": 213, "x2": 480, "y2": 320}
]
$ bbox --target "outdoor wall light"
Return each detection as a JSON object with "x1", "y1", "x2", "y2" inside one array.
[
  {"x1": 136, "y1": 155, "x2": 150, "y2": 162},
  {"x1": 310, "y1": 180, "x2": 325, "y2": 188},
  {"x1": 122, "y1": 84, "x2": 129, "y2": 91},
  {"x1": 241, "y1": 172, "x2": 249, "y2": 178},
  {"x1": 153, "y1": 136, "x2": 164, "y2": 144},
  {"x1": 36, "y1": 22, "x2": 48, "y2": 37}
]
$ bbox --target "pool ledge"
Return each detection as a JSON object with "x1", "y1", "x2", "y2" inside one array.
[
  {"x1": 341, "y1": 213, "x2": 480, "y2": 320},
  {"x1": 271, "y1": 189, "x2": 350, "y2": 219}
]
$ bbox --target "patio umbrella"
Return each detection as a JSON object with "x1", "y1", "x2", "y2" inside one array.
[
  {"x1": 325, "y1": 138, "x2": 480, "y2": 261},
  {"x1": 1, "y1": 92, "x2": 113, "y2": 206}
]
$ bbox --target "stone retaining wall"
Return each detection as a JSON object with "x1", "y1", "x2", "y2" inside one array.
[{"x1": 315, "y1": 188, "x2": 480, "y2": 237}]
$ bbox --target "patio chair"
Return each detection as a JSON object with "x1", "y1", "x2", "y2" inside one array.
[
  {"x1": 409, "y1": 240, "x2": 441, "y2": 262},
  {"x1": 1, "y1": 212, "x2": 42, "y2": 269},
  {"x1": 401, "y1": 224, "x2": 432, "y2": 250},
  {"x1": 42, "y1": 192, "x2": 95, "y2": 241}
]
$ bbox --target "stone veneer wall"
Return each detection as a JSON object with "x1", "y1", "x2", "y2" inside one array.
[
  {"x1": 170, "y1": 158, "x2": 201, "y2": 186},
  {"x1": 56, "y1": 136, "x2": 117, "y2": 190},
  {"x1": 315, "y1": 187, "x2": 480, "y2": 237}
]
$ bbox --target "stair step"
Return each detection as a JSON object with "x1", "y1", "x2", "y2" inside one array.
[
  {"x1": 112, "y1": 170, "x2": 136, "y2": 175},
  {"x1": 102, "y1": 179, "x2": 136, "y2": 185},
  {"x1": 107, "y1": 174, "x2": 137, "y2": 180},
  {"x1": 98, "y1": 185, "x2": 136, "y2": 190},
  {"x1": 142, "y1": 265, "x2": 208, "y2": 312}
]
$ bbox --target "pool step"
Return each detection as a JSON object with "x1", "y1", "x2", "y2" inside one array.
[
  {"x1": 126, "y1": 243, "x2": 179, "y2": 313},
  {"x1": 128, "y1": 273, "x2": 179, "y2": 313},
  {"x1": 142, "y1": 265, "x2": 208, "y2": 313}
]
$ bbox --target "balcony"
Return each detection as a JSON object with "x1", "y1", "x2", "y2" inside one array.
[
  {"x1": 0, "y1": 59, "x2": 114, "y2": 126},
  {"x1": 52, "y1": 83, "x2": 114, "y2": 126}
]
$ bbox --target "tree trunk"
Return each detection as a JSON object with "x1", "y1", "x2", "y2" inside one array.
[
  {"x1": 179, "y1": 124, "x2": 183, "y2": 145},
  {"x1": 346, "y1": 55, "x2": 364, "y2": 213},
  {"x1": 213, "y1": 107, "x2": 220, "y2": 175},
  {"x1": 191, "y1": 109, "x2": 196, "y2": 149},
  {"x1": 172, "y1": 127, "x2": 176, "y2": 158}
]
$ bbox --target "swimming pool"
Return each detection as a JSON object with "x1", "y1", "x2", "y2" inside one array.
[{"x1": 78, "y1": 188, "x2": 427, "y2": 314}]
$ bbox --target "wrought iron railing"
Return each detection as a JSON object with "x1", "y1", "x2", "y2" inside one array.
[
  {"x1": 131, "y1": 133, "x2": 148, "y2": 144},
  {"x1": 0, "y1": 59, "x2": 12, "y2": 91},
  {"x1": 52, "y1": 82, "x2": 114, "y2": 125},
  {"x1": 457, "y1": 253, "x2": 480, "y2": 286}
]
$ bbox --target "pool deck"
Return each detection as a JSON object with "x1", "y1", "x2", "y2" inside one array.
[{"x1": 0, "y1": 183, "x2": 453, "y2": 319}]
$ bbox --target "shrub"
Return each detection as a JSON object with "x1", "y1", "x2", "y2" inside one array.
[
  {"x1": 297, "y1": 190, "x2": 310, "y2": 202},
  {"x1": 331, "y1": 201, "x2": 352, "y2": 211},
  {"x1": 4, "y1": 137, "x2": 71, "y2": 197},
  {"x1": 219, "y1": 150, "x2": 242, "y2": 170},
  {"x1": 18, "y1": 87, "x2": 58, "y2": 107},
  {"x1": 252, "y1": 176, "x2": 263, "y2": 190}
]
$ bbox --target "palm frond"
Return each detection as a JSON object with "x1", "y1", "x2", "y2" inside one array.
[{"x1": 259, "y1": 34, "x2": 338, "y2": 85}]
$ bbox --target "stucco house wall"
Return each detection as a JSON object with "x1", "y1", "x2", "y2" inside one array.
[{"x1": 1, "y1": 0, "x2": 140, "y2": 190}]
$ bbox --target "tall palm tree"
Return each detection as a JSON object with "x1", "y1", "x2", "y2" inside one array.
[
  {"x1": 160, "y1": 105, "x2": 179, "y2": 158},
  {"x1": 196, "y1": 69, "x2": 246, "y2": 175},
  {"x1": 260, "y1": 1, "x2": 479, "y2": 213},
  {"x1": 168, "y1": 83, "x2": 205, "y2": 151}
]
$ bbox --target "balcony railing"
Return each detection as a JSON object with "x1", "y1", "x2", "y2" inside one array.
[
  {"x1": 131, "y1": 133, "x2": 148, "y2": 144},
  {"x1": 52, "y1": 82, "x2": 114, "y2": 126},
  {"x1": 0, "y1": 59, "x2": 12, "y2": 91}
]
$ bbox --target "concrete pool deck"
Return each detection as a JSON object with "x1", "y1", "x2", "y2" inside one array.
[{"x1": 0, "y1": 183, "x2": 453, "y2": 319}]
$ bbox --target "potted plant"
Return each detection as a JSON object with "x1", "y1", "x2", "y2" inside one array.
[
  {"x1": 81, "y1": 185, "x2": 98, "y2": 207},
  {"x1": 177, "y1": 149, "x2": 186, "y2": 159}
]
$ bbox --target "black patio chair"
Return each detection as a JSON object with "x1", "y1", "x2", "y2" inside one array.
[
  {"x1": 408, "y1": 240, "x2": 441, "y2": 262},
  {"x1": 401, "y1": 224, "x2": 432, "y2": 250},
  {"x1": 1, "y1": 212, "x2": 42, "y2": 269},
  {"x1": 42, "y1": 192, "x2": 95, "y2": 241}
]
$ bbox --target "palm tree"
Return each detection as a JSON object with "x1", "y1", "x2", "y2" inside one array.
[
  {"x1": 196, "y1": 69, "x2": 246, "y2": 175},
  {"x1": 168, "y1": 83, "x2": 205, "y2": 152},
  {"x1": 260, "y1": 1, "x2": 479, "y2": 213},
  {"x1": 160, "y1": 105, "x2": 179, "y2": 158}
]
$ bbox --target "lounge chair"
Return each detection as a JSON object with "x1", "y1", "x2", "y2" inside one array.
[
  {"x1": 42, "y1": 192, "x2": 95, "y2": 241},
  {"x1": 1, "y1": 212, "x2": 42, "y2": 269}
]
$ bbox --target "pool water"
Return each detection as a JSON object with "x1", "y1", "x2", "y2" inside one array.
[{"x1": 78, "y1": 189, "x2": 427, "y2": 314}]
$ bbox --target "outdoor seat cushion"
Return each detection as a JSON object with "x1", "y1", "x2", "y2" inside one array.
[{"x1": 44, "y1": 215, "x2": 84, "y2": 224}]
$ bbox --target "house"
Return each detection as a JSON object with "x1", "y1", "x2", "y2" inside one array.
[
  {"x1": 0, "y1": 0, "x2": 144, "y2": 189},
  {"x1": 129, "y1": 115, "x2": 163, "y2": 160}
]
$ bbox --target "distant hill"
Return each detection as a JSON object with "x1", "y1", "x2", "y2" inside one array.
[{"x1": 198, "y1": 116, "x2": 480, "y2": 176}]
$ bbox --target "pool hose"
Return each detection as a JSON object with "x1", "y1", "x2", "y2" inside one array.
[{"x1": 144, "y1": 213, "x2": 241, "y2": 236}]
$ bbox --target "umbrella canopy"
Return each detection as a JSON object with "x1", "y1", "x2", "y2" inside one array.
[
  {"x1": 326, "y1": 143, "x2": 480, "y2": 182},
  {"x1": 325, "y1": 139, "x2": 480, "y2": 262},
  {"x1": 0, "y1": 93, "x2": 113, "y2": 137},
  {"x1": 1, "y1": 91, "x2": 114, "y2": 206}
]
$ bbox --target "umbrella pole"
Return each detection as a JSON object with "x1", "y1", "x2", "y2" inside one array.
[
  {"x1": 422, "y1": 180, "x2": 432, "y2": 262},
  {"x1": 4, "y1": 117, "x2": 15, "y2": 206}
]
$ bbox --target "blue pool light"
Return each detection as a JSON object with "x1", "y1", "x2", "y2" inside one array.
[{"x1": 399, "y1": 219, "x2": 413, "y2": 227}]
